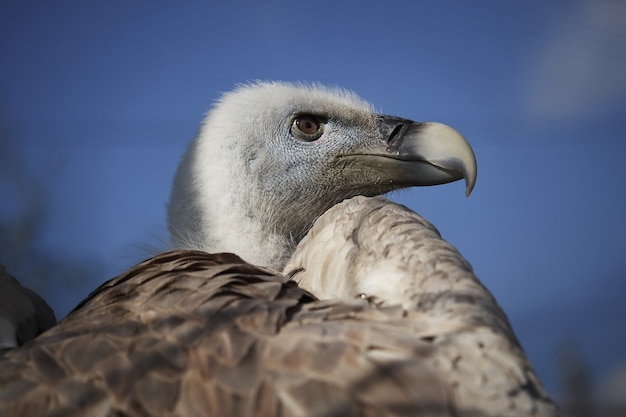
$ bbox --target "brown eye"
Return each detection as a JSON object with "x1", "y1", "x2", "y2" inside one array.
[
  {"x1": 296, "y1": 116, "x2": 320, "y2": 134},
  {"x1": 292, "y1": 115, "x2": 324, "y2": 141}
]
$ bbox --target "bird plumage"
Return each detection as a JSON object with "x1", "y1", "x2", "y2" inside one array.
[
  {"x1": 0, "y1": 197, "x2": 559, "y2": 416},
  {"x1": 287, "y1": 196, "x2": 559, "y2": 415}
]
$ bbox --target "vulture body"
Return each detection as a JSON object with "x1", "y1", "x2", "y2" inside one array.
[
  {"x1": 0, "y1": 197, "x2": 559, "y2": 416},
  {"x1": 0, "y1": 82, "x2": 559, "y2": 416}
]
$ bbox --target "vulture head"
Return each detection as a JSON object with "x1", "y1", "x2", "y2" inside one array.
[{"x1": 168, "y1": 82, "x2": 477, "y2": 268}]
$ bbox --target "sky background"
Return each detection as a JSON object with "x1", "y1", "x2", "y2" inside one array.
[{"x1": 1, "y1": 0, "x2": 625, "y2": 405}]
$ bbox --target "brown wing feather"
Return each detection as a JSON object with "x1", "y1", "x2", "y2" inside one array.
[
  {"x1": 0, "y1": 251, "x2": 451, "y2": 416},
  {"x1": 0, "y1": 266, "x2": 57, "y2": 351}
]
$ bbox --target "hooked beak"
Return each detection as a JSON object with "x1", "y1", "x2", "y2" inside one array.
[{"x1": 362, "y1": 115, "x2": 477, "y2": 196}]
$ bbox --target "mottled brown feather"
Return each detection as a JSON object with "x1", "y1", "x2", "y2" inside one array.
[{"x1": 0, "y1": 266, "x2": 57, "y2": 350}]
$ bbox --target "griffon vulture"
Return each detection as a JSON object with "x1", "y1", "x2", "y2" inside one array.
[{"x1": 0, "y1": 82, "x2": 560, "y2": 416}]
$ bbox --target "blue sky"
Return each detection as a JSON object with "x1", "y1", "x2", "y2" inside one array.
[{"x1": 1, "y1": 0, "x2": 625, "y2": 401}]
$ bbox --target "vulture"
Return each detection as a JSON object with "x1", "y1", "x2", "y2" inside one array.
[{"x1": 0, "y1": 82, "x2": 560, "y2": 416}]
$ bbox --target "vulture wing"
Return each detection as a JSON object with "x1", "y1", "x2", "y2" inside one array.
[{"x1": 0, "y1": 266, "x2": 56, "y2": 352}]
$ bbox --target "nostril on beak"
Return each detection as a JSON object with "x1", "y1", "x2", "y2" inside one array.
[
  {"x1": 376, "y1": 114, "x2": 421, "y2": 152},
  {"x1": 387, "y1": 124, "x2": 404, "y2": 144}
]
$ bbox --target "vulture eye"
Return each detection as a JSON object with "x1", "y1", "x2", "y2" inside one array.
[{"x1": 292, "y1": 115, "x2": 324, "y2": 141}]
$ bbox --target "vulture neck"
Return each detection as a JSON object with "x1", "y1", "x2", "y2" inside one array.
[
  {"x1": 170, "y1": 185, "x2": 298, "y2": 270},
  {"x1": 214, "y1": 203, "x2": 297, "y2": 270}
]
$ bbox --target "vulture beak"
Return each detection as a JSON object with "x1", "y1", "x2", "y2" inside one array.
[{"x1": 372, "y1": 115, "x2": 477, "y2": 196}]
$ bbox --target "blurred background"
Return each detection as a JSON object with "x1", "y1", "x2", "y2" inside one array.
[{"x1": 1, "y1": 0, "x2": 625, "y2": 412}]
